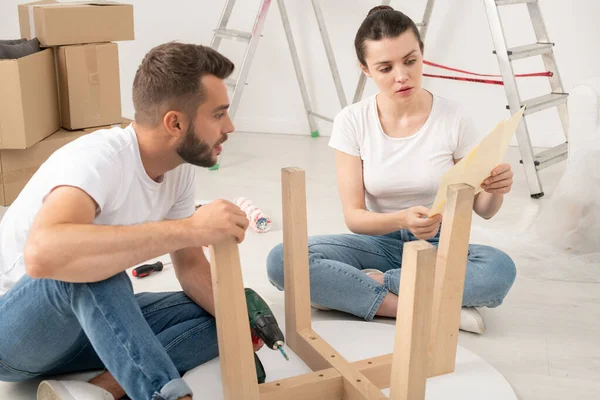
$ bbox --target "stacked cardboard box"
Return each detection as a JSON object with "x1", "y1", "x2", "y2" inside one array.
[
  {"x1": 0, "y1": 1, "x2": 134, "y2": 206},
  {"x1": 18, "y1": 0, "x2": 134, "y2": 130}
]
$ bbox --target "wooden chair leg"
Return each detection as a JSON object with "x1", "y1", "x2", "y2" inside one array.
[
  {"x1": 429, "y1": 184, "x2": 475, "y2": 377},
  {"x1": 210, "y1": 239, "x2": 259, "y2": 400},
  {"x1": 389, "y1": 241, "x2": 437, "y2": 400},
  {"x1": 281, "y1": 168, "x2": 317, "y2": 361}
]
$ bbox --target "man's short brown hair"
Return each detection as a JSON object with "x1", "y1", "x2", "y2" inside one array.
[{"x1": 132, "y1": 42, "x2": 234, "y2": 126}]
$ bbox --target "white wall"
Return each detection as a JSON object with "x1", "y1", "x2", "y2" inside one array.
[{"x1": 1, "y1": 0, "x2": 599, "y2": 147}]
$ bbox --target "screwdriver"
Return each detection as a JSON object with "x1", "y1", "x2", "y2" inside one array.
[{"x1": 132, "y1": 261, "x2": 163, "y2": 278}]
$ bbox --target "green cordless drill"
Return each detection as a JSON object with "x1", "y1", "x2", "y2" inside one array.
[{"x1": 246, "y1": 288, "x2": 289, "y2": 383}]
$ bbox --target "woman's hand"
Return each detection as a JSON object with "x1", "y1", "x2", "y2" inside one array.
[
  {"x1": 481, "y1": 164, "x2": 513, "y2": 194},
  {"x1": 403, "y1": 207, "x2": 443, "y2": 240}
]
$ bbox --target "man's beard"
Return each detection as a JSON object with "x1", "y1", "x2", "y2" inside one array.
[{"x1": 177, "y1": 122, "x2": 226, "y2": 168}]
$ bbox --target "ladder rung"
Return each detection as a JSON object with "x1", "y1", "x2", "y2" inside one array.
[
  {"x1": 214, "y1": 29, "x2": 252, "y2": 42},
  {"x1": 532, "y1": 143, "x2": 568, "y2": 169},
  {"x1": 416, "y1": 22, "x2": 426, "y2": 27},
  {"x1": 506, "y1": 43, "x2": 554, "y2": 61},
  {"x1": 509, "y1": 93, "x2": 568, "y2": 115},
  {"x1": 496, "y1": 0, "x2": 537, "y2": 5}
]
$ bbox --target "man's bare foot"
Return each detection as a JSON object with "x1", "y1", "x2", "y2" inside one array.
[
  {"x1": 88, "y1": 370, "x2": 197, "y2": 399},
  {"x1": 89, "y1": 371, "x2": 125, "y2": 400},
  {"x1": 368, "y1": 272, "x2": 385, "y2": 285},
  {"x1": 375, "y1": 292, "x2": 399, "y2": 317}
]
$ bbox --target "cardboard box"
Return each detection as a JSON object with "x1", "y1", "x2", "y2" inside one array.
[
  {"x1": 0, "y1": 48, "x2": 60, "y2": 149},
  {"x1": 18, "y1": 1, "x2": 134, "y2": 47},
  {"x1": 0, "y1": 118, "x2": 132, "y2": 206},
  {"x1": 57, "y1": 43, "x2": 122, "y2": 130}
]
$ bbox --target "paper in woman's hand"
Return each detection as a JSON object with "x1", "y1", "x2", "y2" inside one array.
[{"x1": 428, "y1": 107, "x2": 525, "y2": 217}]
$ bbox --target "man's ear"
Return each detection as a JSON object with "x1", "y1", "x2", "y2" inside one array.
[
  {"x1": 360, "y1": 63, "x2": 372, "y2": 78},
  {"x1": 163, "y1": 111, "x2": 187, "y2": 140}
]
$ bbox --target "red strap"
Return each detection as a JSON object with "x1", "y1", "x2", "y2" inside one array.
[
  {"x1": 423, "y1": 73, "x2": 504, "y2": 85},
  {"x1": 423, "y1": 60, "x2": 552, "y2": 82}
]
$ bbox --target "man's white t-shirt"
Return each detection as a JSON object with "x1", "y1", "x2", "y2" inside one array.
[
  {"x1": 328, "y1": 93, "x2": 482, "y2": 214},
  {"x1": 0, "y1": 124, "x2": 196, "y2": 296}
]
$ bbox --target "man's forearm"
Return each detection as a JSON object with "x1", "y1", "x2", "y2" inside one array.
[
  {"x1": 173, "y1": 249, "x2": 215, "y2": 315},
  {"x1": 179, "y1": 266, "x2": 215, "y2": 316},
  {"x1": 25, "y1": 219, "x2": 195, "y2": 282}
]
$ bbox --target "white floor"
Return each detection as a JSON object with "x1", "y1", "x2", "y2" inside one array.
[{"x1": 1, "y1": 132, "x2": 599, "y2": 399}]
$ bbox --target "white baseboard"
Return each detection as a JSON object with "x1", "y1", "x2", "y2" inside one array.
[{"x1": 232, "y1": 117, "x2": 332, "y2": 136}]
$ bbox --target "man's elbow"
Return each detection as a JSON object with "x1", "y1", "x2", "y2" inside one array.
[{"x1": 23, "y1": 234, "x2": 53, "y2": 278}]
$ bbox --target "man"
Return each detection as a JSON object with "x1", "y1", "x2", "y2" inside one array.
[{"x1": 0, "y1": 42, "x2": 260, "y2": 400}]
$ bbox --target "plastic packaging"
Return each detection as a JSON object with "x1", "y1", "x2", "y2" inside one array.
[
  {"x1": 235, "y1": 197, "x2": 272, "y2": 233},
  {"x1": 534, "y1": 152, "x2": 600, "y2": 253},
  {"x1": 532, "y1": 78, "x2": 600, "y2": 254}
]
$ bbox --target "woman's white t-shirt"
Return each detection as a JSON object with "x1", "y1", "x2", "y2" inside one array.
[{"x1": 328, "y1": 93, "x2": 482, "y2": 213}]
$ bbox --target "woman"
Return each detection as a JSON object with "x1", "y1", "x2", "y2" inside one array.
[{"x1": 267, "y1": 6, "x2": 516, "y2": 334}]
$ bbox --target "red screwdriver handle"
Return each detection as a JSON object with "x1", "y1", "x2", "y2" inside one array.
[{"x1": 132, "y1": 261, "x2": 164, "y2": 278}]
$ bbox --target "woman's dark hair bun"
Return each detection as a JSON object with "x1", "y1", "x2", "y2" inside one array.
[{"x1": 367, "y1": 5, "x2": 394, "y2": 17}]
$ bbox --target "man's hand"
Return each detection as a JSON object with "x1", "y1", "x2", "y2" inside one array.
[
  {"x1": 481, "y1": 163, "x2": 514, "y2": 194},
  {"x1": 186, "y1": 199, "x2": 249, "y2": 246},
  {"x1": 403, "y1": 206, "x2": 443, "y2": 240}
]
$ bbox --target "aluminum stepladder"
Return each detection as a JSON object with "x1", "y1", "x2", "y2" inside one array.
[
  {"x1": 484, "y1": 0, "x2": 569, "y2": 198},
  {"x1": 208, "y1": 0, "x2": 347, "y2": 170}
]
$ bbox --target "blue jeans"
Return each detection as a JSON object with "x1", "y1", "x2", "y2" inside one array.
[
  {"x1": 267, "y1": 229, "x2": 516, "y2": 321},
  {"x1": 0, "y1": 272, "x2": 218, "y2": 400}
]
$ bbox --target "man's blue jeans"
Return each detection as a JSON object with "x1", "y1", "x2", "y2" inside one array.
[
  {"x1": 0, "y1": 272, "x2": 218, "y2": 400},
  {"x1": 267, "y1": 229, "x2": 517, "y2": 321}
]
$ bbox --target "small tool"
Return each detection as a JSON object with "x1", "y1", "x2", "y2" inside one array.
[{"x1": 132, "y1": 261, "x2": 163, "y2": 278}]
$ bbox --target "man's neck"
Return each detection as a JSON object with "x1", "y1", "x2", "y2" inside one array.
[{"x1": 132, "y1": 122, "x2": 181, "y2": 182}]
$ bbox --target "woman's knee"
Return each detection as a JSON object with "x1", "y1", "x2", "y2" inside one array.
[
  {"x1": 266, "y1": 239, "x2": 331, "y2": 290},
  {"x1": 266, "y1": 243, "x2": 285, "y2": 290},
  {"x1": 473, "y1": 245, "x2": 517, "y2": 300},
  {"x1": 490, "y1": 247, "x2": 517, "y2": 291}
]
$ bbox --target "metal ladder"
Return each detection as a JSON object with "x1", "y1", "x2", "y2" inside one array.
[
  {"x1": 209, "y1": 0, "x2": 346, "y2": 170},
  {"x1": 484, "y1": 0, "x2": 568, "y2": 198},
  {"x1": 352, "y1": 0, "x2": 436, "y2": 103}
]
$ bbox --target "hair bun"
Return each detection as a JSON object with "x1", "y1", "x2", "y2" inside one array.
[{"x1": 367, "y1": 5, "x2": 394, "y2": 17}]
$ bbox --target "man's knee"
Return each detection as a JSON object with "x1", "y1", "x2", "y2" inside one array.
[
  {"x1": 68, "y1": 271, "x2": 133, "y2": 301},
  {"x1": 266, "y1": 243, "x2": 284, "y2": 290},
  {"x1": 0, "y1": 361, "x2": 40, "y2": 383}
]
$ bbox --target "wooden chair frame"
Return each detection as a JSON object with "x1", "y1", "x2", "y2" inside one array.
[{"x1": 208, "y1": 167, "x2": 475, "y2": 400}]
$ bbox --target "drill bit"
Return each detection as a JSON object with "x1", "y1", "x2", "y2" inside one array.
[{"x1": 277, "y1": 345, "x2": 289, "y2": 361}]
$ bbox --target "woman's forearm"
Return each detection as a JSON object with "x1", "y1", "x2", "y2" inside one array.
[
  {"x1": 473, "y1": 191, "x2": 504, "y2": 219},
  {"x1": 345, "y1": 209, "x2": 406, "y2": 236}
]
